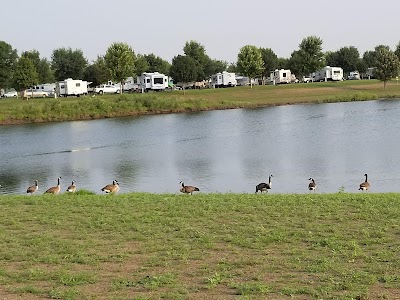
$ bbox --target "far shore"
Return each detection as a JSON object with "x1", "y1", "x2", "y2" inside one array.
[{"x1": 1, "y1": 80, "x2": 399, "y2": 126}]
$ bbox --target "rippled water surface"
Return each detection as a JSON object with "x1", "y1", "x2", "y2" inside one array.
[{"x1": 1, "y1": 99, "x2": 400, "y2": 194}]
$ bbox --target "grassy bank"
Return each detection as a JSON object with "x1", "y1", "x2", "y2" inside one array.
[
  {"x1": 0, "y1": 192, "x2": 399, "y2": 299},
  {"x1": 1, "y1": 80, "x2": 400, "y2": 125}
]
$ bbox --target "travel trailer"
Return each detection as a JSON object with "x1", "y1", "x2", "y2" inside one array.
[
  {"x1": 270, "y1": 69, "x2": 292, "y2": 84},
  {"x1": 31, "y1": 83, "x2": 56, "y2": 95},
  {"x1": 313, "y1": 66, "x2": 343, "y2": 82},
  {"x1": 210, "y1": 71, "x2": 237, "y2": 88},
  {"x1": 139, "y1": 72, "x2": 168, "y2": 92},
  {"x1": 57, "y1": 78, "x2": 89, "y2": 97}
]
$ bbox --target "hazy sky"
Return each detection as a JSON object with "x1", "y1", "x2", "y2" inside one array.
[{"x1": 2, "y1": 0, "x2": 399, "y2": 64}]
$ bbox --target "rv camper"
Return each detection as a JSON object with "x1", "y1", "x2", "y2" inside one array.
[
  {"x1": 57, "y1": 78, "x2": 89, "y2": 97},
  {"x1": 210, "y1": 71, "x2": 237, "y2": 88},
  {"x1": 313, "y1": 66, "x2": 343, "y2": 82},
  {"x1": 139, "y1": 72, "x2": 168, "y2": 92},
  {"x1": 270, "y1": 69, "x2": 292, "y2": 84},
  {"x1": 32, "y1": 83, "x2": 56, "y2": 96}
]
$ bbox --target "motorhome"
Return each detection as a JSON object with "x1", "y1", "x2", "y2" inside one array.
[
  {"x1": 210, "y1": 71, "x2": 237, "y2": 88},
  {"x1": 313, "y1": 66, "x2": 343, "y2": 82},
  {"x1": 139, "y1": 72, "x2": 168, "y2": 92},
  {"x1": 57, "y1": 78, "x2": 89, "y2": 97},
  {"x1": 270, "y1": 69, "x2": 292, "y2": 84}
]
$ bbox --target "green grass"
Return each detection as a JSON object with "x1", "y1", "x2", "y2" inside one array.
[
  {"x1": 0, "y1": 192, "x2": 399, "y2": 299},
  {"x1": 1, "y1": 80, "x2": 400, "y2": 124}
]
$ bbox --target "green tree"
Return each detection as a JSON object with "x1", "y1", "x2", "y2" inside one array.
[
  {"x1": 363, "y1": 45, "x2": 391, "y2": 68},
  {"x1": 104, "y1": 42, "x2": 135, "y2": 92},
  {"x1": 22, "y1": 50, "x2": 54, "y2": 83},
  {"x1": 395, "y1": 41, "x2": 400, "y2": 61},
  {"x1": 334, "y1": 46, "x2": 360, "y2": 73},
  {"x1": 135, "y1": 54, "x2": 150, "y2": 76},
  {"x1": 51, "y1": 47, "x2": 88, "y2": 81},
  {"x1": 287, "y1": 50, "x2": 304, "y2": 78},
  {"x1": 204, "y1": 59, "x2": 227, "y2": 76},
  {"x1": 169, "y1": 55, "x2": 198, "y2": 94},
  {"x1": 259, "y1": 48, "x2": 278, "y2": 83},
  {"x1": 0, "y1": 41, "x2": 18, "y2": 89},
  {"x1": 13, "y1": 56, "x2": 39, "y2": 96},
  {"x1": 143, "y1": 53, "x2": 171, "y2": 75},
  {"x1": 226, "y1": 63, "x2": 237, "y2": 73},
  {"x1": 374, "y1": 47, "x2": 400, "y2": 89},
  {"x1": 83, "y1": 56, "x2": 110, "y2": 87},
  {"x1": 363, "y1": 50, "x2": 376, "y2": 67},
  {"x1": 296, "y1": 36, "x2": 325, "y2": 76},
  {"x1": 237, "y1": 45, "x2": 264, "y2": 88},
  {"x1": 276, "y1": 57, "x2": 289, "y2": 70},
  {"x1": 183, "y1": 40, "x2": 210, "y2": 80}
]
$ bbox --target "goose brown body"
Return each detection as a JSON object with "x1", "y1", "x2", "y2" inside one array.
[
  {"x1": 66, "y1": 180, "x2": 76, "y2": 193},
  {"x1": 256, "y1": 175, "x2": 273, "y2": 193},
  {"x1": 101, "y1": 180, "x2": 119, "y2": 193},
  {"x1": 359, "y1": 174, "x2": 370, "y2": 191},
  {"x1": 45, "y1": 177, "x2": 61, "y2": 194},
  {"x1": 180, "y1": 181, "x2": 199, "y2": 195},
  {"x1": 27, "y1": 180, "x2": 39, "y2": 194}
]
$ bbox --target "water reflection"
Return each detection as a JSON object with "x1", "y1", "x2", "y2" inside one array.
[{"x1": 1, "y1": 99, "x2": 400, "y2": 195}]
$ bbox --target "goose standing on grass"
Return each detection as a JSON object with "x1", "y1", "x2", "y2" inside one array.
[
  {"x1": 45, "y1": 177, "x2": 62, "y2": 194},
  {"x1": 359, "y1": 174, "x2": 370, "y2": 191},
  {"x1": 101, "y1": 180, "x2": 119, "y2": 194},
  {"x1": 179, "y1": 181, "x2": 200, "y2": 195},
  {"x1": 66, "y1": 180, "x2": 77, "y2": 193},
  {"x1": 255, "y1": 175, "x2": 273, "y2": 193},
  {"x1": 308, "y1": 178, "x2": 317, "y2": 193},
  {"x1": 27, "y1": 180, "x2": 39, "y2": 194}
]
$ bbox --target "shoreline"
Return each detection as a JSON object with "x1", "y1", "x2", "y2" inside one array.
[{"x1": 1, "y1": 81, "x2": 399, "y2": 126}]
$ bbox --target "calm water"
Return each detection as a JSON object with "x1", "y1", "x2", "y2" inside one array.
[{"x1": 1, "y1": 99, "x2": 399, "y2": 195}]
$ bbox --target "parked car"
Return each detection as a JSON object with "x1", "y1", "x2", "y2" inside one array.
[
  {"x1": 3, "y1": 89, "x2": 18, "y2": 98},
  {"x1": 23, "y1": 89, "x2": 49, "y2": 98},
  {"x1": 94, "y1": 84, "x2": 120, "y2": 94},
  {"x1": 302, "y1": 76, "x2": 313, "y2": 83}
]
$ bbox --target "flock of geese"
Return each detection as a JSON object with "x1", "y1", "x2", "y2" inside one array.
[
  {"x1": 20, "y1": 174, "x2": 371, "y2": 195},
  {"x1": 25, "y1": 177, "x2": 120, "y2": 195}
]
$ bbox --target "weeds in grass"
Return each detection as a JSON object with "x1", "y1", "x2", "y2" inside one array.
[{"x1": 0, "y1": 193, "x2": 398, "y2": 299}]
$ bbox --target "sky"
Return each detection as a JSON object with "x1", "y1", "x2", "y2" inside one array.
[{"x1": 2, "y1": 0, "x2": 400, "y2": 64}]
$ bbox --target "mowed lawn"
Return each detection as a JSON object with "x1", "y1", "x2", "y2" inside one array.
[
  {"x1": 1, "y1": 80, "x2": 400, "y2": 124},
  {"x1": 0, "y1": 192, "x2": 399, "y2": 299}
]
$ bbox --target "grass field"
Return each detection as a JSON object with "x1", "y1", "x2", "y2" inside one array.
[
  {"x1": 0, "y1": 192, "x2": 399, "y2": 299},
  {"x1": 1, "y1": 80, "x2": 400, "y2": 125}
]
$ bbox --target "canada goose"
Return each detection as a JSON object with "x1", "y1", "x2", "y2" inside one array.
[
  {"x1": 308, "y1": 178, "x2": 317, "y2": 192},
  {"x1": 359, "y1": 174, "x2": 370, "y2": 191},
  {"x1": 27, "y1": 180, "x2": 39, "y2": 194},
  {"x1": 179, "y1": 181, "x2": 200, "y2": 195},
  {"x1": 255, "y1": 175, "x2": 273, "y2": 193},
  {"x1": 66, "y1": 180, "x2": 77, "y2": 193},
  {"x1": 45, "y1": 177, "x2": 62, "y2": 194},
  {"x1": 101, "y1": 180, "x2": 119, "y2": 193}
]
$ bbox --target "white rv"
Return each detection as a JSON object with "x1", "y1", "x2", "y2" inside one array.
[
  {"x1": 270, "y1": 69, "x2": 292, "y2": 84},
  {"x1": 313, "y1": 66, "x2": 343, "y2": 82},
  {"x1": 57, "y1": 78, "x2": 89, "y2": 97},
  {"x1": 211, "y1": 71, "x2": 237, "y2": 88},
  {"x1": 32, "y1": 83, "x2": 56, "y2": 95},
  {"x1": 139, "y1": 72, "x2": 168, "y2": 92}
]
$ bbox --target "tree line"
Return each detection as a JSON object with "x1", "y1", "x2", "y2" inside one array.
[{"x1": 1, "y1": 36, "x2": 400, "y2": 92}]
